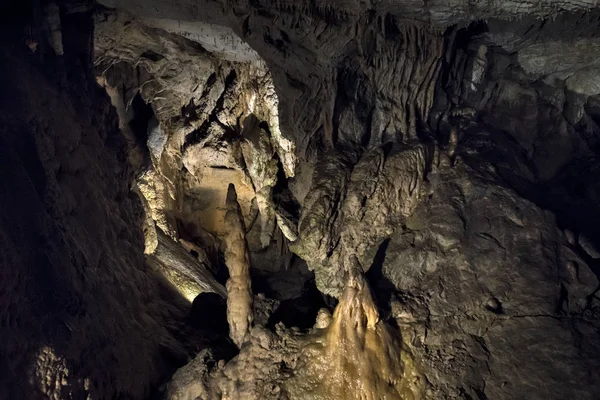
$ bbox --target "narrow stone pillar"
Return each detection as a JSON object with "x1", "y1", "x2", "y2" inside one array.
[{"x1": 224, "y1": 184, "x2": 253, "y2": 347}]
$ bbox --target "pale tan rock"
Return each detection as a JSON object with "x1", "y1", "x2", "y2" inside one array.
[
  {"x1": 224, "y1": 184, "x2": 254, "y2": 347},
  {"x1": 285, "y1": 270, "x2": 423, "y2": 400},
  {"x1": 240, "y1": 114, "x2": 279, "y2": 247},
  {"x1": 149, "y1": 229, "x2": 227, "y2": 300},
  {"x1": 31, "y1": 347, "x2": 74, "y2": 400},
  {"x1": 166, "y1": 350, "x2": 214, "y2": 400},
  {"x1": 136, "y1": 169, "x2": 178, "y2": 239},
  {"x1": 313, "y1": 308, "x2": 332, "y2": 329}
]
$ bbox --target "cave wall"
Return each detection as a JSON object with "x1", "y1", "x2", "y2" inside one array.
[
  {"x1": 93, "y1": 8, "x2": 304, "y2": 301},
  {"x1": 130, "y1": 2, "x2": 600, "y2": 399},
  {"x1": 0, "y1": 5, "x2": 201, "y2": 399}
]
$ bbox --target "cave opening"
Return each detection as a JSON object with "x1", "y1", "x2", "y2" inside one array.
[{"x1": 129, "y1": 92, "x2": 153, "y2": 149}]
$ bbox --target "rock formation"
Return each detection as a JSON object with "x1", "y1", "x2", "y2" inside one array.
[
  {"x1": 2, "y1": 0, "x2": 600, "y2": 399},
  {"x1": 285, "y1": 266, "x2": 422, "y2": 400},
  {"x1": 223, "y1": 184, "x2": 254, "y2": 347},
  {"x1": 0, "y1": 4, "x2": 206, "y2": 398},
  {"x1": 149, "y1": 229, "x2": 227, "y2": 301}
]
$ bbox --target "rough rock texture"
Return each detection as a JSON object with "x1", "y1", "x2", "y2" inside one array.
[
  {"x1": 5, "y1": 0, "x2": 600, "y2": 399},
  {"x1": 166, "y1": 325, "x2": 302, "y2": 400},
  {"x1": 142, "y1": 19, "x2": 260, "y2": 62},
  {"x1": 227, "y1": 7, "x2": 445, "y2": 158},
  {"x1": 166, "y1": 271, "x2": 420, "y2": 400},
  {"x1": 285, "y1": 270, "x2": 422, "y2": 400},
  {"x1": 99, "y1": 0, "x2": 600, "y2": 28},
  {"x1": 166, "y1": 349, "x2": 217, "y2": 400},
  {"x1": 0, "y1": 7, "x2": 207, "y2": 398},
  {"x1": 223, "y1": 184, "x2": 254, "y2": 347},
  {"x1": 101, "y1": 2, "x2": 600, "y2": 398},
  {"x1": 94, "y1": 8, "x2": 296, "y2": 258},
  {"x1": 292, "y1": 141, "x2": 436, "y2": 297},
  {"x1": 96, "y1": 1, "x2": 600, "y2": 398},
  {"x1": 379, "y1": 132, "x2": 600, "y2": 399},
  {"x1": 148, "y1": 229, "x2": 227, "y2": 301}
]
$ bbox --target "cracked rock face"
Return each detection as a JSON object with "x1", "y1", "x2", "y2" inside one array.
[
  {"x1": 3, "y1": 0, "x2": 600, "y2": 399},
  {"x1": 93, "y1": 9, "x2": 299, "y2": 298},
  {"x1": 291, "y1": 141, "x2": 435, "y2": 297}
]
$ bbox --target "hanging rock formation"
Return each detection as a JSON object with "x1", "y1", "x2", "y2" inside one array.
[
  {"x1": 291, "y1": 141, "x2": 436, "y2": 297},
  {"x1": 148, "y1": 229, "x2": 227, "y2": 301}
]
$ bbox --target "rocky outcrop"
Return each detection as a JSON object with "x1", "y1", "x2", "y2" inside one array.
[
  {"x1": 165, "y1": 267, "x2": 420, "y2": 400},
  {"x1": 378, "y1": 129, "x2": 600, "y2": 398},
  {"x1": 148, "y1": 229, "x2": 227, "y2": 301},
  {"x1": 240, "y1": 115, "x2": 279, "y2": 247},
  {"x1": 94, "y1": 9, "x2": 296, "y2": 262},
  {"x1": 166, "y1": 325, "x2": 302, "y2": 400},
  {"x1": 292, "y1": 142, "x2": 435, "y2": 297}
]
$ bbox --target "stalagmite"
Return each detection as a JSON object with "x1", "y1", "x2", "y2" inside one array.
[
  {"x1": 285, "y1": 260, "x2": 422, "y2": 399},
  {"x1": 224, "y1": 183, "x2": 254, "y2": 348}
]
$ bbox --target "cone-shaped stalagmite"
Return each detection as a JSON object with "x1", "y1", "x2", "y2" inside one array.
[
  {"x1": 224, "y1": 183, "x2": 254, "y2": 348},
  {"x1": 285, "y1": 263, "x2": 422, "y2": 399}
]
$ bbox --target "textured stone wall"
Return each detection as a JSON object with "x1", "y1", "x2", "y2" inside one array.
[{"x1": 0, "y1": 7, "x2": 201, "y2": 398}]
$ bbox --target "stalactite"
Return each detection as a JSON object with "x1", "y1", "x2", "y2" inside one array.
[{"x1": 44, "y1": 2, "x2": 63, "y2": 56}]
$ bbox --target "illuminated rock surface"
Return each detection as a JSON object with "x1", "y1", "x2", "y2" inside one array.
[
  {"x1": 285, "y1": 272, "x2": 422, "y2": 400},
  {"x1": 223, "y1": 184, "x2": 254, "y2": 348}
]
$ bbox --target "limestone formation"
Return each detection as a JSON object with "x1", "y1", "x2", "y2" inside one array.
[
  {"x1": 240, "y1": 115, "x2": 279, "y2": 247},
  {"x1": 149, "y1": 229, "x2": 227, "y2": 301},
  {"x1": 291, "y1": 142, "x2": 434, "y2": 297},
  {"x1": 223, "y1": 184, "x2": 254, "y2": 347},
  {"x1": 285, "y1": 268, "x2": 422, "y2": 400},
  {"x1": 166, "y1": 263, "x2": 421, "y2": 400},
  {"x1": 4, "y1": 0, "x2": 600, "y2": 399},
  {"x1": 94, "y1": 9, "x2": 295, "y2": 254}
]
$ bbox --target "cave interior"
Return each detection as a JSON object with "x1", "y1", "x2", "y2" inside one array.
[{"x1": 1, "y1": 0, "x2": 600, "y2": 399}]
